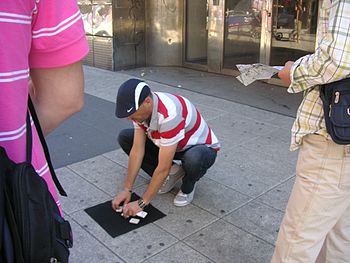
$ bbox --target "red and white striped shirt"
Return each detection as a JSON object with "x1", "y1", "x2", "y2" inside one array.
[{"x1": 134, "y1": 92, "x2": 220, "y2": 151}]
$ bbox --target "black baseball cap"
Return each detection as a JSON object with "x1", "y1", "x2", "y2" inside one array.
[{"x1": 115, "y1": 79, "x2": 151, "y2": 118}]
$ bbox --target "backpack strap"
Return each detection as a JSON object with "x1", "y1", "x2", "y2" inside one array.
[
  {"x1": 4, "y1": 188, "x2": 25, "y2": 263},
  {"x1": 27, "y1": 96, "x2": 67, "y2": 197},
  {"x1": 0, "y1": 148, "x2": 25, "y2": 263}
]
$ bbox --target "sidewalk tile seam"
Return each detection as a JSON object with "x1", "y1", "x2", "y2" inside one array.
[
  {"x1": 62, "y1": 196, "x2": 112, "y2": 216},
  {"x1": 64, "y1": 164, "x2": 117, "y2": 197},
  {"x1": 137, "y1": 240, "x2": 182, "y2": 263},
  {"x1": 138, "y1": 241, "x2": 215, "y2": 263},
  {"x1": 221, "y1": 173, "x2": 295, "y2": 217},
  {"x1": 69, "y1": 216, "x2": 127, "y2": 263},
  {"x1": 115, "y1": 223, "x2": 179, "y2": 263},
  {"x1": 220, "y1": 216, "x2": 277, "y2": 247}
]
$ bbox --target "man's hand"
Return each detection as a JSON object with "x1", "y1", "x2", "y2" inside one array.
[
  {"x1": 278, "y1": 61, "x2": 294, "y2": 86},
  {"x1": 111, "y1": 190, "x2": 131, "y2": 210},
  {"x1": 122, "y1": 201, "x2": 142, "y2": 218}
]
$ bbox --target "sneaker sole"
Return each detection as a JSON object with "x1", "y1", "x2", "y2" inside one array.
[{"x1": 173, "y1": 201, "x2": 191, "y2": 207}]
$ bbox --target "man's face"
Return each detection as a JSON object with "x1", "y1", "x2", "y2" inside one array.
[{"x1": 127, "y1": 98, "x2": 152, "y2": 123}]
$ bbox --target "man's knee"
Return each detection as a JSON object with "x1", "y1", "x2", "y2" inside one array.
[
  {"x1": 117, "y1": 129, "x2": 134, "y2": 150},
  {"x1": 182, "y1": 146, "x2": 216, "y2": 174}
]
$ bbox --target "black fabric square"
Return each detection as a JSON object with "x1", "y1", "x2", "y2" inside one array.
[{"x1": 84, "y1": 193, "x2": 166, "y2": 238}]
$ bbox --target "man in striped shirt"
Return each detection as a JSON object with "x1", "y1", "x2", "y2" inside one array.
[
  {"x1": 272, "y1": 1, "x2": 350, "y2": 262},
  {"x1": 112, "y1": 79, "x2": 220, "y2": 216}
]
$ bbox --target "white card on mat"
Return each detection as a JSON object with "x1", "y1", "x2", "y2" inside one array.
[
  {"x1": 136, "y1": 211, "x2": 148, "y2": 218},
  {"x1": 129, "y1": 218, "x2": 140, "y2": 224}
]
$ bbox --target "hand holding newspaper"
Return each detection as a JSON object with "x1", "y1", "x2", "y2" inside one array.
[{"x1": 236, "y1": 63, "x2": 283, "y2": 86}]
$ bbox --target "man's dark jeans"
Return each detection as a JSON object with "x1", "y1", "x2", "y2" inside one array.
[{"x1": 118, "y1": 128, "x2": 217, "y2": 194}]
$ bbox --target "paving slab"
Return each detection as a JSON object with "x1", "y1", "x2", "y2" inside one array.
[
  {"x1": 256, "y1": 177, "x2": 295, "y2": 212},
  {"x1": 67, "y1": 215, "x2": 125, "y2": 263},
  {"x1": 224, "y1": 201, "x2": 284, "y2": 245},
  {"x1": 207, "y1": 112, "x2": 275, "y2": 147},
  {"x1": 133, "y1": 185, "x2": 219, "y2": 240},
  {"x1": 190, "y1": 177, "x2": 251, "y2": 217},
  {"x1": 67, "y1": 155, "x2": 148, "y2": 196},
  {"x1": 243, "y1": 127, "x2": 298, "y2": 166},
  {"x1": 70, "y1": 209, "x2": 178, "y2": 263},
  {"x1": 102, "y1": 148, "x2": 150, "y2": 179},
  {"x1": 184, "y1": 219, "x2": 274, "y2": 263},
  {"x1": 207, "y1": 144, "x2": 295, "y2": 198},
  {"x1": 142, "y1": 242, "x2": 213, "y2": 263},
  {"x1": 56, "y1": 167, "x2": 111, "y2": 215}
]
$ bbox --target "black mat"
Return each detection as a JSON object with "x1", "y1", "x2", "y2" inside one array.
[{"x1": 84, "y1": 193, "x2": 166, "y2": 238}]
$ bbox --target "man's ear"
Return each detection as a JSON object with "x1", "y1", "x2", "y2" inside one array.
[{"x1": 144, "y1": 96, "x2": 152, "y2": 104}]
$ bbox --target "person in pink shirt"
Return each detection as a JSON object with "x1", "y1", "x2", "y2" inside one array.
[{"x1": 0, "y1": 0, "x2": 88, "y2": 214}]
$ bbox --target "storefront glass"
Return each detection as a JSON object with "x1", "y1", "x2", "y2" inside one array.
[
  {"x1": 185, "y1": 0, "x2": 208, "y2": 65},
  {"x1": 223, "y1": 0, "x2": 263, "y2": 69},
  {"x1": 270, "y1": 0, "x2": 318, "y2": 65}
]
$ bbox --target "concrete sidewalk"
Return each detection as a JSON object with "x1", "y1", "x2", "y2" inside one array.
[{"x1": 50, "y1": 66, "x2": 299, "y2": 263}]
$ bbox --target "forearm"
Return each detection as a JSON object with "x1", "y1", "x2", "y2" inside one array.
[
  {"x1": 124, "y1": 148, "x2": 144, "y2": 190},
  {"x1": 142, "y1": 167, "x2": 170, "y2": 204},
  {"x1": 289, "y1": 48, "x2": 348, "y2": 93}
]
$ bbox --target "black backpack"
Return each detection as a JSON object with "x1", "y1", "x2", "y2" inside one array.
[{"x1": 0, "y1": 98, "x2": 73, "y2": 263}]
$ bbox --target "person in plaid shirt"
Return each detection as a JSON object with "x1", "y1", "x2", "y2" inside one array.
[{"x1": 272, "y1": 1, "x2": 350, "y2": 262}]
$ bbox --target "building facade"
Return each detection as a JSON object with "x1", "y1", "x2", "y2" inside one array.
[{"x1": 79, "y1": 0, "x2": 319, "y2": 78}]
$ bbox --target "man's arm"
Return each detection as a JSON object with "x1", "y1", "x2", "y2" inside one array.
[
  {"x1": 142, "y1": 143, "x2": 177, "y2": 204},
  {"x1": 121, "y1": 143, "x2": 177, "y2": 217},
  {"x1": 124, "y1": 128, "x2": 146, "y2": 190},
  {"x1": 289, "y1": 0, "x2": 350, "y2": 93},
  {"x1": 29, "y1": 61, "x2": 84, "y2": 136},
  {"x1": 111, "y1": 128, "x2": 146, "y2": 210}
]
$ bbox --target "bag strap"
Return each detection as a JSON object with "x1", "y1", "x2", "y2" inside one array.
[
  {"x1": 26, "y1": 111, "x2": 32, "y2": 164},
  {"x1": 27, "y1": 96, "x2": 67, "y2": 197},
  {"x1": 3, "y1": 188, "x2": 25, "y2": 263}
]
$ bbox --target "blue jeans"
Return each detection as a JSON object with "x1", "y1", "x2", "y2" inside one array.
[{"x1": 118, "y1": 129, "x2": 217, "y2": 193}]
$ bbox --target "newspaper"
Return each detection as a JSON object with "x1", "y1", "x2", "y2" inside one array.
[{"x1": 236, "y1": 63, "x2": 283, "y2": 86}]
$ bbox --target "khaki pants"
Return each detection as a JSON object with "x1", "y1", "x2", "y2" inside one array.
[{"x1": 271, "y1": 134, "x2": 350, "y2": 263}]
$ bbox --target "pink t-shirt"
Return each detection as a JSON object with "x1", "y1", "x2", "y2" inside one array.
[{"x1": 0, "y1": 0, "x2": 89, "y2": 213}]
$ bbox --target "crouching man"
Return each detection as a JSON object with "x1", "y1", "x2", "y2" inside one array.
[{"x1": 112, "y1": 79, "x2": 220, "y2": 217}]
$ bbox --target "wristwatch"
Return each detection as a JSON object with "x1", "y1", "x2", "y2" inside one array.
[{"x1": 137, "y1": 198, "x2": 148, "y2": 209}]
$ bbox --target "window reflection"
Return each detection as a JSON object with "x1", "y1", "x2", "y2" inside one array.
[
  {"x1": 270, "y1": 0, "x2": 318, "y2": 65},
  {"x1": 223, "y1": 0, "x2": 263, "y2": 69}
]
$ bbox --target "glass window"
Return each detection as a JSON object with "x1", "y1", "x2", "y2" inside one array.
[
  {"x1": 223, "y1": 0, "x2": 264, "y2": 69},
  {"x1": 270, "y1": 0, "x2": 319, "y2": 65}
]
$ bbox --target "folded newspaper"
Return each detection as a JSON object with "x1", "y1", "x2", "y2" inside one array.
[{"x1": 236, "y1": 63, "x2": 283, "y2": 86}]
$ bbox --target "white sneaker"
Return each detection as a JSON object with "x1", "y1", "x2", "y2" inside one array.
[
  {"x1": 158, "y1": 164, "x2": 185, "y2": 194},
  {"x1": 173, "y1": 186, "x2": 196, "y2": 207}
]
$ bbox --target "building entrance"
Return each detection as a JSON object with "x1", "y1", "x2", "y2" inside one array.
[
  {"x1": 184, "y1": 0, "x2": 209, "y2": 69},
  {"x1": 184, "y1": 0, "x2": 319, "y2": 79}
]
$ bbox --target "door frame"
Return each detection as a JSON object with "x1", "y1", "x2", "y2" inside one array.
[
  {"x1": 182, "y1": 0, "x2": 209, "y2": 72},
  {"x1": 183, "y1": 0, "x2": 283, "y2": 82}
]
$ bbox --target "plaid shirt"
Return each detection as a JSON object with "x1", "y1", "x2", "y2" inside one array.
[{"x1": 288, "y1": 0, "x2": 350, "y2": 150}]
